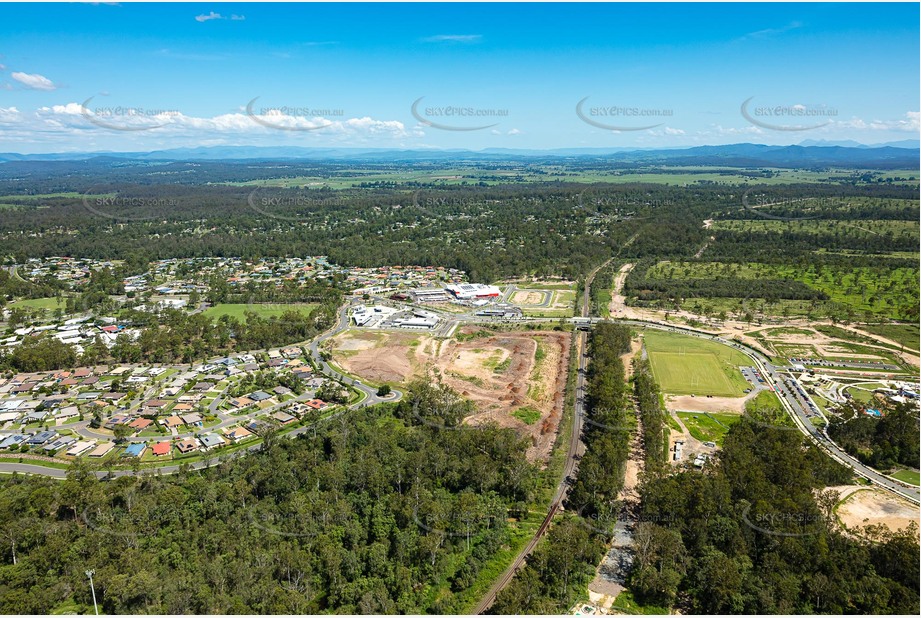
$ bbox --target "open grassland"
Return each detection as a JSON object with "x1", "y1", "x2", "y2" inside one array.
[
  {"x1": 202, "y1": 303, "x2": 317, "y2": 322},
  {"x1": 859, "y1": 323, "x2": 920, "y2": 351},
  {"x1": 223, "y1": 166, "x2": 919, "y2": 189},
  {"x1": 711, "y1": 218, "x2": 919, "y2": 244},
  {"x1": 676, "y1": 411, "x2": 742, "y2": 445},
  {"x1": 644, "y1": 330, "x2": 750, "y2": 397},
  {"x1": 647, "y1": 260, "x2": 919, "y2": 321},
  {"x1": 746, "y1": 389, "x2": 786, "y2": 415}
]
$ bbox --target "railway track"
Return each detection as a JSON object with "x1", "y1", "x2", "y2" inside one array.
[{"x1": 473, "y1": 258, "x2": 610, "y2": 613}]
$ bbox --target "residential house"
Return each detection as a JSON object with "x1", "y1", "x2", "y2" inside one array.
[
  {"x1": 180, "y1": 413, "x2": 203, "y2": 427},
  {"x1": 249, "y1": 391, "x2": 272, "y2": 402},
  {"x1": 151, "y1": 441, "x2": 171, "y2": 456},
  {"x1": 128, "y1": 417, "x2": 152, "y2": 431},
  {"x1": 26, "y1": 430, "x2": 58, "y2": 445},
  {"x1": 122, "y1": 443, "x2": 146, "y2": 458},
  {"x1": 88, "y1": 442, "x2": 115, "y2": 457},
  {"x1": 161, "y1": 415, "x2": 184, "y2": 429},
  {"x1": 229, "y1": 396, "x2": 254, "y2": 409},
  {"x1": 198, "y1": 433, "x2": 225, "y2": 450},
  {"x1": 224, "y1": 426, "x2": 253, "y2": 442},
  {"x1": 175, "y1": 438, "x2": 199, "y2": 454},
  {"x1": 66, "y1": 441, "x2": 96, "y2": 457},
  {"x1": 272, "y1": 411, "x2": 296, "y2": 425},
  {"x1": 43, "y1": 436, "x2": 76, "y2": 452}
]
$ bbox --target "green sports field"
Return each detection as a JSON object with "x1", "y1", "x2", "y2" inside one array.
[
  {"x1": 9, "y1": 297, "x2": 67, "y2": 312},
  {"x1": 644, "y1": 330, "x2": 750, "y2": 397},
  {"x1": 202, "y1": 303, "x2": 318, "y2": 322}
]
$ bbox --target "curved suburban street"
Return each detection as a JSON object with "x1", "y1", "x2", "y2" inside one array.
[{"x1": 2, "y1": 272, "x2": 917, "y2": 509}]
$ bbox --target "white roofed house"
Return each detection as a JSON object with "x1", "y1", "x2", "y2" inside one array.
[{"x1": 66, "y1": 441, "x2": 96, "y2": 457}]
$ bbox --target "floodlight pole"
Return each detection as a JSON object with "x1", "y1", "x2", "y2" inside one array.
[{"x1": 85, "y1": 569, "x2": 99, "y2": 615}]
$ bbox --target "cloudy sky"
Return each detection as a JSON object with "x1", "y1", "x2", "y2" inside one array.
[{"x1": 1, "y1": 2, "x2": 918, "y2": 153}]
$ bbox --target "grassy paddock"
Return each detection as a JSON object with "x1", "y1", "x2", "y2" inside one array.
[{"x1": 676, "y1": 412, "x2": 741, "y2": 445}]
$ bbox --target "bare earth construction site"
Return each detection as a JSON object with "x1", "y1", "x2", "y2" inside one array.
[{"x1": 328, "y1": 327, "x2": 571, "y2": 462}]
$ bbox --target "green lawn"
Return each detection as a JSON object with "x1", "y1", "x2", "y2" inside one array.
[
  {"x1": 9, "y1": 297, "x2": 67, "y2": 311},
  {"x1": 202, "y1": 303, "x2": 318, "y2": 322},
  {"x1": 644, "y1": 330, "x2": 750, "y2": 397},
  {"x1": 677, "y1": 412, "x2": 742, "y2": 445},
  {"x1": 889, "y1": 469, "x2": 920, "y2": 486},
  {"x1": 746, "y1": 389, "x2": 784, "y2": 414},
  {"x1": 846, "y1": 388, "x2": 875, "y2": 404}
]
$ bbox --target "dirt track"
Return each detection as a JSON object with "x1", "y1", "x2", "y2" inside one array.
[{"x1": 667, "y1": 394, "x2": 751, "y2": 413}]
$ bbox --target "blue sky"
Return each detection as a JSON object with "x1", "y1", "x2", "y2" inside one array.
[{"x1": 1, "y1": 2, "x2": 918, "y2": 153}]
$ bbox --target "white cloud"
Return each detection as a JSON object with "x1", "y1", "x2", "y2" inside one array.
[
  {"x1": 11, "y1": 72, "x2": 57, "y2": 91},
  {"x1": 6, "y1": 103, "x2": 411, "y2": 145},
  {"x1": 714, "y1": 124, "x2": 765, "y2": 136},
  {"x1": 0, "y1": 107, "x2": 22, "y2": 121},
  {"x1": 833, "y1": 112, "x2": 919, "y2": 133},
  {"x1": 421, "y1": 34, "x2": 481, "y2": 43},
  {"x1": 663, "y1": 127, "x2": 685, "y2": 136},
  {"x1": 507, "y1": 128, "x2": 522, "y2": 135},
  {"x1": 740, "y1": 21, "x2": 803, "y2": 40},
  {"x1": 195, "y1": 12, "x2": 245, "y2": 23}
]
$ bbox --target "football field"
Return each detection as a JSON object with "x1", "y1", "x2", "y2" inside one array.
[{"x1": 644, "y1": 330, "x2": 749, "y2": 397}]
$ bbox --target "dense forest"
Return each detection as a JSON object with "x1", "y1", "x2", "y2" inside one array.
[
  {"x1": 0, "y1": 382, "x2": 541, "y2": 614},
  {"x1": 630, "y1": 417, "x2": 919, "y2": 614},
  {"x1": 633, "y1": 357, "x2": 668, "y2": 472},
  {"x1": 828, "y1": 403, "x2": 920, "y2": 470},
  {"x1": 0, "y1": 171, "x2": 916, "y2": 287},
  {"x1": 566, "y1": 322, "x2": 633, "y2": 525}
]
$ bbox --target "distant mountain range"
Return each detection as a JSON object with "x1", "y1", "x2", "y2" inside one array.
[{"x1": 0, "y1": 141, "x2": 918, "y2": 168}]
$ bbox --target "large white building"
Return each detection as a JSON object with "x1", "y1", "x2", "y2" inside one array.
[
  {"x1": 393, "y1": 309, "x2": 439, "y2": 329},
  {"x1": 445, "y1": 283, "x2": 501, "y2": 300}
]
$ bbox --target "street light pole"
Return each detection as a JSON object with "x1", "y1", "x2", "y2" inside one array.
[{"x1": 85, "y1": 569, "x2": 98, "y2": 616}]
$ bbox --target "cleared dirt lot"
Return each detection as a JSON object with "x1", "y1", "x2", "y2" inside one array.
[
  {"x1": 510, "y1": 290, "x2": 548, "y2": 306},
  {"x1": 834, "y1": 486, "x2": 920, "y2": 539},
  {"x1": 667, "y1": 394, "x2": 751, "y2": 413},
  {"x1": 328, "y1": 330, "x2": 417, "y2": 384},
  {"x1": 329, "y1": 327, "x2": 571, "y2": 463}
]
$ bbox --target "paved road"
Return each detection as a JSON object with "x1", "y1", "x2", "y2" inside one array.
[
  {"x1": 0, "y1": 306, "x2": 402, "y2": 479},
  {"x1": 3, "y1": 287, "x2": 917, "y2": 508},
  {"x1": 307, "y1": 304, "x2": 403, "y2": 407},
  {"x1": 611, "y1": 318, "x2": 920, "y2": 505}
]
